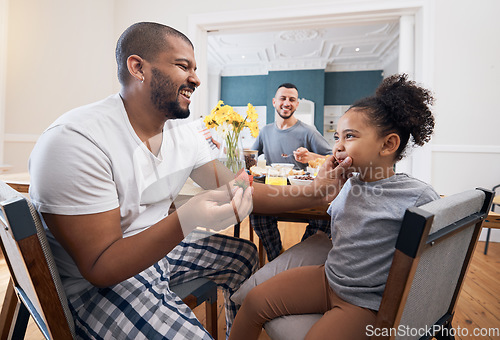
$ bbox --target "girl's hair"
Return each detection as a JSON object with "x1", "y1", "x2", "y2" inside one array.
[{"x1": 349, "y1": 74, "x2": 435, "y2": 161}]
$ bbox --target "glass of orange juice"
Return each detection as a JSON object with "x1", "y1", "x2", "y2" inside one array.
[{"x1": 265, "y1": 167, "x2": 288, "y2": 186}]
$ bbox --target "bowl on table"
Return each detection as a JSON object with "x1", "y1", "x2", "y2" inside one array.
[
  {"x1": 288, "y1": 174, "x2": 315, "y2": 186},
  {"x1": 271, "y1": 163, "x2": 294, "y2": 176}
]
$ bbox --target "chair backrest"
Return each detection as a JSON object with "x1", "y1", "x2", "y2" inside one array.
[
  {"x1": 374, "y1": 188, "x2": 493, "y2": 340},
  {"x1": 0, "y1": 180, "x2": 75, "y2": 339}
]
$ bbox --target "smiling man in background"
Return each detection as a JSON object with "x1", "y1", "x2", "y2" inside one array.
[{"x1": 250, "y1": 83, "x2": 333, "y2": 262}]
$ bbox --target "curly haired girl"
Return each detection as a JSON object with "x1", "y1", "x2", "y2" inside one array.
[{"x1": 229, "y1": 74, "x2": 440, "y2": 340}]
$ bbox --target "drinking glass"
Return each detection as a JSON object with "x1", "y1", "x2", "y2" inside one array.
[{"x1": 265, "y1": 167, "x2": 288, "y2": 186}]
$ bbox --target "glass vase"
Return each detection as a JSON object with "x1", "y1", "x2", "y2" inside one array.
[{"x1": 219, "y1": 133, "x2": 245, "y2": 174}]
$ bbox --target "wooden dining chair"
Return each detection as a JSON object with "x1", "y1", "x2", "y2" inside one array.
[
  {"x1": 0, "y1": 180, "x2": 218, "y2": 339},
  {"x1": 372, "y1": 188, "x2": 493, "y2": 339},
  {"x1": 171, "y1": 278, "x2": 218, "y2": 339},
  {"x1": 232, "y1": 188, "x2": 493, "y2": 340},
  {"x1": 0, "y1": 182, "x2": 75, "y2": 339}
]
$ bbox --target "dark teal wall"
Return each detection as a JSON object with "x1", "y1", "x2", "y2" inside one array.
[
  {"x1": 220, "y1": 75, "x2": 267, "y2": 106},
  {"x1": 324, "y1": 71, "x2": 383, "y2": 105},
  {"x1": 220, "y1": 70, "x2": 383, "y2": 133}
]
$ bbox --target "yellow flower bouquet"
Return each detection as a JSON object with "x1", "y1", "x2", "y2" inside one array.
[{"x1": 204, "y1": 100, "x2": 259, "y2": 173}]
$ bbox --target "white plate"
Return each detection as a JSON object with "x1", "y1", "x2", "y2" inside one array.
[{"x1": 288, "y1": 175, "x2": 314, "y2": 186}]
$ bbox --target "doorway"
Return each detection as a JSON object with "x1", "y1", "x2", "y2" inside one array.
[{"x1": 188, "y1": 0, "x2": 435, "y2": 181}]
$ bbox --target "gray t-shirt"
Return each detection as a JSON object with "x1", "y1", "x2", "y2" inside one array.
[
  {"x1": 325, "y1": 173, "x2": 439, "y2": 311},
  {"x1": 251, "y1": 120, "x2": 332, "y2": 170}
]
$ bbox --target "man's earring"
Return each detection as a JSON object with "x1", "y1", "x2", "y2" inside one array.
[{"x1": 141, "y1": 76, "x2": 145, "y2": 84}]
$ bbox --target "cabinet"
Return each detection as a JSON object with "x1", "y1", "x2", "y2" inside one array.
[
  {"x1": 295, "y1": 98, "x2": 315, "y2": 127},
  {"x1": 323, "y1": 105, "x2": 350, "y2": 146}
]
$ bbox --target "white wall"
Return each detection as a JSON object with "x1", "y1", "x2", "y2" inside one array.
[
  {"x1": 3, "y1": 0, "x2": 116, "y2": 171},
  {"x1": 383, "y1": 56, "x2": 399, "y2": 79},
  {"x1": 429, "y1": 0, "x2": 500, "y2": 242},
  {"x1": 0, "y1": 0, "x2": 8, "y2": 164},
  {"x1": 431, "y1": 0, "x2": 500, "y2": 195},
  {"x1": 207, "y1": 73, "x2": 221, "y2": 116},
  {"x1": 2, "y1": 0, "x2": 500, "y2": 239}
]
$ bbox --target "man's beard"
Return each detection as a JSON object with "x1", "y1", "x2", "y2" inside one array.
[
  {"x1": 277, "y1": 108, "x2": 295, "y2": 120},
  {"x1": 150, "y1": 67, "x2": 191, "y2": 119}
]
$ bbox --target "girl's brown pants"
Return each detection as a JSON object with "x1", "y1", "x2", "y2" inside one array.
[{"x1": 229, "y1": 264, "x2": 377, "y2": 340}]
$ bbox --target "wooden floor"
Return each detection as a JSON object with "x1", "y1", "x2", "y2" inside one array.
[{"x1": 1, "y1": 219, "x2": 499, "y2": 339}]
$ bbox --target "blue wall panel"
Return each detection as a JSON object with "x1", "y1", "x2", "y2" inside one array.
[
  {"x1": 324, "y1": 70, "x2": 383, "y2": 105},
  {"x1": 220, "y1": 75, "x2": 267, "y2": 106}
]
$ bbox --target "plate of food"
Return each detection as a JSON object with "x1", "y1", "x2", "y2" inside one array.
[
  {"x1": 249, "y1": 165, "x2": 268, "y2": 177},
  {"x1": 250, "y1": 164, "x2": 306, "y2": 183},
  {"x1": 288, "y1": 174, "x2": 315, "y2": 186},
  {"x1": 308, "y1": 156, "x2": 327, "y2": 169},
  {"x1": 249, "y1": 165, "x2": 268, "y2": 183}
]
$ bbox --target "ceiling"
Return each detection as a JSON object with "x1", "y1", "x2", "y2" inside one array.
[{"x1": 207, "y1": 20, "x2": 400, "y2": 77}]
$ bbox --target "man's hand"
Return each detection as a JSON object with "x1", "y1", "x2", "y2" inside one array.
[
  {"x1": 313, "y1": 156, "x2": 353, "y2": 203},
  {"x1": 293, "y1": 147, "x2": 315, "y2": 164},
  {"x1": 293, "y1": 147, "x2": 329, "y2": 167},
  {"x1": 176, "y1": 178, "x2": 254, "y2": 236}
]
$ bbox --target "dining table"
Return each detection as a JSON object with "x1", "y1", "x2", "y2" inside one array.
[
  {"x1": 483, "y1": 194, "x2": 500, "y2": 229},
  {"x1": 0, "y1": 172, "x2": 30, "y2": 193},
  {"x1": 493, "y1": 195, "x2": 500, "y2": 207}
]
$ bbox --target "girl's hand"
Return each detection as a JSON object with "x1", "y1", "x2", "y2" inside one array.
[{"x1": 313, "y1": 156, "x2": 353, "y2": 203}]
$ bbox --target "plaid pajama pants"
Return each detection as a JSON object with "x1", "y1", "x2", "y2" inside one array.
[
  {"x1": 68, "y1": 230, "x2": 258, "y2": 340},
  {"x1": 249, "y1": 214, "x2": 331, "y2": 261}
]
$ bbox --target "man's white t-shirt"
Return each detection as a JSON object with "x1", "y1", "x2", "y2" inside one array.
[{"x1": 29, "y1": 93, "x2": 216, "y2": 296}]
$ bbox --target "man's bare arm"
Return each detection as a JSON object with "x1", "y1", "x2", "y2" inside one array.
[
  {"x1": 42, "y1": 183, "x2": 253, "y2": 288},
  {"x1": 43, "y1": 208, "x2": 185, "y2": 287},
  {"x1": 190, "y1": 157, "x2": 352, "y2": 215}
]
